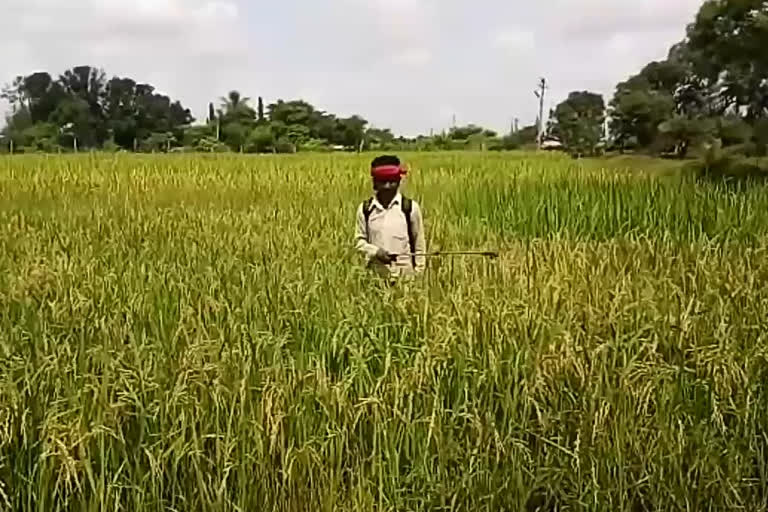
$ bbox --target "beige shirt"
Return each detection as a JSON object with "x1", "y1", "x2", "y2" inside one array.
[{"x1": 355, "y1": 193, "x2": 427, "y2": 276}]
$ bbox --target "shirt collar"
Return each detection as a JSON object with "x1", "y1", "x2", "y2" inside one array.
[{"x1": 372, "y1": 192, "x2": 402, "y2": 211}]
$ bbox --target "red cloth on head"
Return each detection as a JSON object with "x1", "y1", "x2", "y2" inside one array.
[{"x1": 371, "y1": 165, "x2": 407, "y2": 181}]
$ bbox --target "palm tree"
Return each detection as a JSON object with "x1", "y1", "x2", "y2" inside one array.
[{"x1": 219, "y1": 91, "x2": 255, "y2": 122}]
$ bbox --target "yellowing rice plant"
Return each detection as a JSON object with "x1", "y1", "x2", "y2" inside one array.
[{"x1": 1, "y1": 152, "x2": 767, "y2": 511}]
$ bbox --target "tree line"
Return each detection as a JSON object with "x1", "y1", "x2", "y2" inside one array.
[
  {"x1": 0, "y1": 66, "x2": 543, "y2": 154},
  {"x1": 548, "y1": 0, "x2": 768, "y2": 159},
  {"x1": 1, "y1": 67, "x2": 194, "y2": 153},
  {"x1": 0, "y1": 68, "x2": 380, "y2": 153}
]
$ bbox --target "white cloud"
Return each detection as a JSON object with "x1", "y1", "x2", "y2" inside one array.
[
  {"x1": 365, "y1": 0, "x2": 434, "y2": 32},
  {"x1": 493, "y1": 29, "x2": 536, "y2": 54},
  {"x1": 393, "y1": 48, "x2": 432, "y2": 67},
  {"x1": 547, "y1": 0, "x2": 703, "y2": 39}
]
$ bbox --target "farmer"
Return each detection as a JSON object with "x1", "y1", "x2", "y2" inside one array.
[{"x1": 355, "y1": 155, "x2": 426, "y2": 278}]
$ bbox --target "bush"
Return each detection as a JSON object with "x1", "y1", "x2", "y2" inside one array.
[
  {"x1": 244, "y1": 126, "x2": 275, "y2": 153},
  {"x1": 687, "y1": 141, "x2": 768, "y2": 182},
  {"x1": 299, "y1": 139, "x2": 332, "y2": 152},
  {"x1": 489, "y1": 135, "x2": 522, "y2": 151},
  {"x1": 753, "y1": 118, "x2": 768, "y2": 157},
  {"x1": 716, "y1": 116, "x2": 753, "y2": 147},
  {"x1": 103, "y1": 139, "x2": 120, "y2": 152},
  {"x1": 195, "y1": 137, "x2": 230, "y2": 153},
  {"x1": 274, "y1": 139, "x2": 296, "y2": 154}
]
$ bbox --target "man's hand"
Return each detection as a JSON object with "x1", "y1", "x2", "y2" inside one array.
[{"x1": 375, "y1": 248, "x2": 398, "y2": 264}]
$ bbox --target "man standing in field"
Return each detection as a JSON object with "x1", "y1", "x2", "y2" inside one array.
[{"x1": 355, "y1": 155, "x2": 426, "y2": 279}]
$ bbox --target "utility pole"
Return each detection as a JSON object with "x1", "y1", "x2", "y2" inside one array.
[{"x1": 534, "y1": 78, "x2": 547, "y2": 149}]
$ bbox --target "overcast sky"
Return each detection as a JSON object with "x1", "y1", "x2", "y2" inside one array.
[{"x1": 2, "y1": 0, "x2": 704, "y2": 136}]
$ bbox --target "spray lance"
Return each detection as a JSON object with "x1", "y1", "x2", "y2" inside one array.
[
  {"x1": 384, "y1": 250, "x2": 500, "y2": 262},
  {"x1": 408, "y1": 250, "x2": 499, "y2": 259}
]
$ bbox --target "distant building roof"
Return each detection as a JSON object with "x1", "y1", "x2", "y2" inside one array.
[{"x1": 541, "y1": 140, "x2": 563, "y2": 149}]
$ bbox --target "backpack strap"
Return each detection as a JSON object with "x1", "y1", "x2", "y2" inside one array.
[
  {"x1": 401, "y1": 197, "x2": 417, "y2": 268},
  {"x1": 362, "y1": 198, "x2": 374, "y2": 242}
]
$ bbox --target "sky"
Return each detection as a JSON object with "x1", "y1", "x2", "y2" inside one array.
[{"x1": 1, "y1": 0, "x2": 705, "y2": 137}]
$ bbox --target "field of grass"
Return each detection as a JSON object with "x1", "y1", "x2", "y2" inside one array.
[{"x1": 1, "y1": 151, "x2": 768, "y2": 511}]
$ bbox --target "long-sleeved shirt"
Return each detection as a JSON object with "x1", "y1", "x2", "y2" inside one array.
[{"x1": 355, "y1": 193, "x2": 427, "y2": 276}]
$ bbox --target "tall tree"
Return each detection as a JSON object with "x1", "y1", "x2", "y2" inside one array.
[
  {"x1": 103, "y1": 77, "x2": 139, "y2": 148},
  {"x1": 609, "y1": 60, "x2": 685, "y2": 151},
  {"x1": 217, "y1": 90, "x2": 256, "y2": 150},
  {"x1": 52, "y1": 97, "x2": 93, "y2": 150},
  {"x1": 612, "y1": 0, "x2": 768, "y2": 158},
  {"x1": 58, "y1": 66, "x2": 108, "y2": 145},
  {"x1": 334, "y1": 115, "x2": 368, "y2": 149},
  {"x1": 22, "y1": 73, "x2": 67, "y2": 123},
  {"x1": 685, "y1": 0, "x2": 768, "y2": 119},
  {"x1": 550, "y1": 91, "x2": 606, "y2": 157},
  {"x1": 220, "y1": 90, "x2": 256, "y2": 123},
  {"x1": 257, "y1": 97, "x2": 265, "y2": 123},
  {"x1": 268, "y1": 100, "x2": 315, "y2": 127},
  {"x1": 610, "y1": 88, "x2": 675, "y2": 150},
  {"x1": 2, "y1": 72, "x2": 68, "y2": 127}
]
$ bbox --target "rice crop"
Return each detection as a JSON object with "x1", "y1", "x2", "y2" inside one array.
[{"x1": 1, "y1": 152, "x2": 767, "y2": 511}]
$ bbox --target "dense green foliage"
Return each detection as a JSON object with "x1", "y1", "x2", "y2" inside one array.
[
  {"x1": 1, "y1": 67, "x2": 194, "y2": 152},
  {"x1": 609, "y1": 0, "x2": 768, "y2": 158},
  {"x1": 2, "y1": 152, "x2": 768, "y2": 510},
  {"x1": 548, "y1": 92, "x2": 606, "y2": 157},
  {"x1": 544, "y1": 0, "x2": 768, "y2": 159},
  {"x1": 0, "y1": 69, "x2": 386, "y2": 154},
  {"x1": 2, "y1": 70, "x2": 530, "y2": 155}
]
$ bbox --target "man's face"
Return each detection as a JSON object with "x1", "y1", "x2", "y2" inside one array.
[{"x1": 373, "y1": 179, "x2": 400, "y2": 202}]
